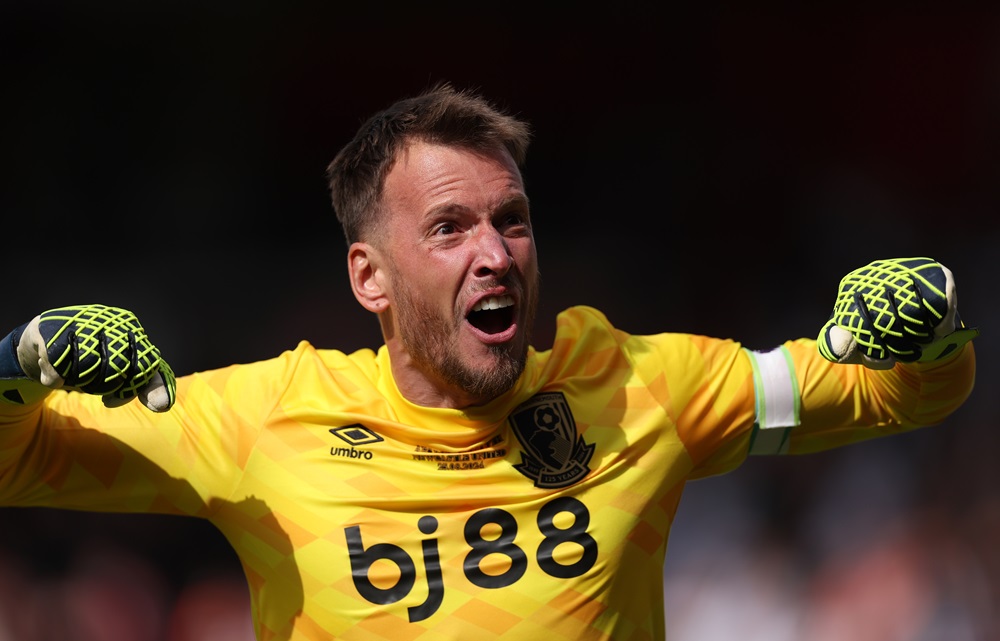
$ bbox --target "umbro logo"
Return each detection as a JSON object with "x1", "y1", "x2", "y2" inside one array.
[
  {"x1": 330, "y1": 424, "x2": 384, "y2": 446},
  {"x1": 329, "y1": 424, "x2": 383, "y2": 461}
]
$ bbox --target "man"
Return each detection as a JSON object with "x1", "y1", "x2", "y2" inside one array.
[{"x1": 0, "y1": 82, "x2": 978, "y2": 640}]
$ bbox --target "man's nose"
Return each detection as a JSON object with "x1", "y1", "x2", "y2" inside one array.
[{"x1": 472, "y1": 226, "x2": 513, "y2": 278}]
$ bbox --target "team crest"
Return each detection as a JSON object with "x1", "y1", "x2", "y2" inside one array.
[{"x1": 509, "y1": 392, "x2": 594, "y2": 488}]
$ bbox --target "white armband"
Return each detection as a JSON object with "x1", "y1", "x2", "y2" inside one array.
[{"x1": 745, "y1": 346, "x2": 800, "y2": 455}]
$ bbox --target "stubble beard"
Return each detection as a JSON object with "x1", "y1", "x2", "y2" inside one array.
[{"x1": 391, "y1": 269, "x2": 538, "y2": 403}]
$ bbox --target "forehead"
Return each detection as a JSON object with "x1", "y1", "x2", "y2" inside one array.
[{"x1": 382, "y1": 140, "x2": 525, "y2": 217}]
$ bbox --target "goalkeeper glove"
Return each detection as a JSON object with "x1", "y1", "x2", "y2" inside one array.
[
  {"x1": 818, "y1": 257, "x2": 979, "y2": 369},
  {"x1": 0, "y1": 304, "x2": 176, "y2": 412}
]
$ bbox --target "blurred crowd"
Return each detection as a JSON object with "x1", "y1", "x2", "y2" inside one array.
[
  {"x1": 0, "y1": 512, "x2": 254, "y2": 641},
  {"x1": 664, "y1": 427, "x2": 1000, "y2": 641}
]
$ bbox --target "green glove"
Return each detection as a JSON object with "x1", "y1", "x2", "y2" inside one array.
[
  {"x1": 1, "y1": 304, "x2": 176, "y2": 412},
  {"x1": 818, "y1": 257, "x2": 979, "y2": 369}
]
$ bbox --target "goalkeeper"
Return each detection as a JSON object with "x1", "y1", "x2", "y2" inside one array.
[{"x1": 0, "y1": 83, "x2": 977, "y2": 641}]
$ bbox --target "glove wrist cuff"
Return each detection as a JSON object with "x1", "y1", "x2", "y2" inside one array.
[{"x1": 0, "y1": 323, "x2": 29, "y2": 379}]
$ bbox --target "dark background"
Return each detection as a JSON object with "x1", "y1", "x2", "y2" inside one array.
[{"x1": 1, "y1": 3, "x2": 998, "y2": 639}]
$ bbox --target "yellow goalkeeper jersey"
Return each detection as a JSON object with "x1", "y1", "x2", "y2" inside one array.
[{"x1": 0, "y1": 306, "x2": 975, "y2": 641}]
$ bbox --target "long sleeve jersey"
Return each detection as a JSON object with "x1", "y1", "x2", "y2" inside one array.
[{"x1": 0, "y1": 305, "x2": 977, "y2": 640}]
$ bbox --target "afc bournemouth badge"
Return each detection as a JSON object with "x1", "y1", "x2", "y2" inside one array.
[{"x1": 509, "y1": 392, "x2": 594, "y2": 488}]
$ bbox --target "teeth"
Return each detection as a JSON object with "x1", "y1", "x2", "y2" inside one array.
[{"x1": 471, "y1": 295, "x2": 514, "y2": 312}]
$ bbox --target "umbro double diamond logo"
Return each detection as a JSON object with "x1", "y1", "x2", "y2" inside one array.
[{"x1": 330, "y1": 424, "x2": 383, "y2": 460}]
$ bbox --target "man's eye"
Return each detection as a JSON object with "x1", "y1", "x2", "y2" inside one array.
[
  {"x1": 500, "y1": 213, "x2": 528, "y2": 231},
  {"x1": 433, "y1": 223, "x2": 457, "y2": 235}
]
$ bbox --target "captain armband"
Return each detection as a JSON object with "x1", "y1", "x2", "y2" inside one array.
[{"x1": 745, "y1": 346, "x2": 801, "y2": 455}]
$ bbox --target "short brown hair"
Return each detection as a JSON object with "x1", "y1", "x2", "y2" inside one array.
[{"x1": 325, "y1": 82, "x2": 532, "y2": 245}]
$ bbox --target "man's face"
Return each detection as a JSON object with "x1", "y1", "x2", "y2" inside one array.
[{"x1": 376, "y1": 140, "x2": 539, "y2": 407}]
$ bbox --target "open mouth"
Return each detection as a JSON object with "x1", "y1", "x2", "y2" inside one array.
[{"x1": 468, "y1": 295, "x2": 516, "y2": 335}]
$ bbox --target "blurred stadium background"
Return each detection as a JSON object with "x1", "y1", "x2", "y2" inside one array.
[{"x1": 1, "y1": 3, "x2": 998, "y2": 639}]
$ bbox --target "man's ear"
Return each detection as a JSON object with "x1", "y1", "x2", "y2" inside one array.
[{"x1": 348, "y1": 242, "x2": 389, "y2": 313}]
